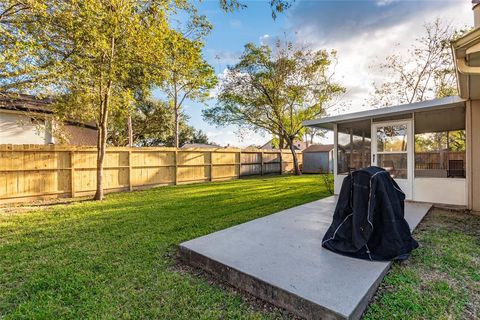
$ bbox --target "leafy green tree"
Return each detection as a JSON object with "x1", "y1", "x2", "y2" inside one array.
[
  {"x1": 203, "y1": 41, "x2": 344, "y2": 174},
  {"x1": 108, "y1": 97, "x2": 210, "y2": 147},
  {"x1": 161, "y1": 30, "x2": 217, "y2": 148},
  {"x1": 1, "y1": 0, "x2": 178, "y2": 200},
  {"x1": 176, "y1": 126, "x2": 210, "y2": 147},
  {"x1": 218, "y1": 0, "x2": 292, "y2": 19},
  {"x1": 304, "y1": 127, "x2": 326, "y2": 146},
  {"x1": 0, "y1": 1, "x2": 59, "y2": 92},
  {"x1": 1, "y1": 0, "x2": 292, "y2": 200}
]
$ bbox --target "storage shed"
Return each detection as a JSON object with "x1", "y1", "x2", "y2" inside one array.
[{"x1": 302, "y1": 144, "x2": 334, "y2": 173}]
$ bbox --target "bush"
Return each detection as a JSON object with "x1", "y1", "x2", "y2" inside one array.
[{"x1": 321, "y1": 174, "x2": 334, "y2": 195}]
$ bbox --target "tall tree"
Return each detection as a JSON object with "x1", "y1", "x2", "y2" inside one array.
[
  {"x1": 108, "y1": 97, "x2": 210, "y2": 147},
  {"x1": 2, "y1": 0, "x2": 177, "y2": 200},
  {"x1": 371, "y1": 19, "x2": 463, "y2": 107},
  {"x1": 1, "y1": 0, "x2": 292, "y2": 200},
  {"x1": 203, "y1": 41, "x2": 344, "y2": 175},
  {"x1": 304, "y1": 127, "x2": 326, "y2": 146},
  {"x1": 161, "y1": 31, "x2": 217, "y2": 148},
  {"x1": 218, "y1": 0, "x2": 292, "y2": 19}
]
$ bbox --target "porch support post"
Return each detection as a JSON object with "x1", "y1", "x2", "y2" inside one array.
[
  {"x1": 349, "y1": 129, "x2": 354, "y2": 168},
  {"x1": 333, "y1": 123, "x2": 338, "y2": 193}
]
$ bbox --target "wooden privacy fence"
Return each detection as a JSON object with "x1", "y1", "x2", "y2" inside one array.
[{"x1": 0, "y1": 145, "x2": 303, "y2": 203}]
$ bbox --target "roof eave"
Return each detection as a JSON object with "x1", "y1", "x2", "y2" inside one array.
[
  {"x1": 452, "y1": 28, "x2": 480, "y2": 58},
  {"x1": 303, "y1": 96, "x2": 466, "y2": 130}
]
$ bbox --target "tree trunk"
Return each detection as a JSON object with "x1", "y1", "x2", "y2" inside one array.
[
  {"x1": 94, "y1": 95, "x2": 110, "y2": 200},
  {"x1": 278, "y1": 134, "x2": 284, "y2": 149},
  {"x1": 95, "y1": 35, "x2": 114, "y2": 201},
  {"x1": 174, "y1": 106, "x2": 179, "y2": 148},
  {"x1": 127, "y1": 114, "x2": 133, "y2": 147},
  {"x1": 285, "y1": 136, "x2": 301, "y2": 175}
]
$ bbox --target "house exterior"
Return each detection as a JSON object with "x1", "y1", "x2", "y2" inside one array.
[
  {"x1": 0, "y1": 93, "x2": 97, "y2": 145},
  {"x1": 302, "y1": 144, "x2": 334, "y2": 173},
  {"x1": 304, "y1": 3, "x2": 480, "y2": 210}
]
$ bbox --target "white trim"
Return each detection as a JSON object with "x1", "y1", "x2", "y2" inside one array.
[
  {"x1": 466, "y1": 100, "x2": 473, "y2": 210},
  {"x1": 333, "y1": 123, "x2": 338, "y2": 175},
  {"x1": 304, "y1": 96, "x2": 465, "y2": 129}
]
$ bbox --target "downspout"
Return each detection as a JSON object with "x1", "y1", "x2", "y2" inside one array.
[{"x1": 456, "y1": 58, "x2": 480, "y2": 75}]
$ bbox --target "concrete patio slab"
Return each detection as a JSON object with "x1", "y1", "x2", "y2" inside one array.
[{"x1": 178, "y1": 196, "x2": 431, "y2": 320}]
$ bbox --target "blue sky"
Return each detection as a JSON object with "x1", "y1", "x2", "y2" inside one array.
[{"x1": 159, "y1": 0, "x2": 472, "y2": 147}]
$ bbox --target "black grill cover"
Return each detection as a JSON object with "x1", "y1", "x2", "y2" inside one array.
[{"x1": 322, "y1": 166, "x2": 418, "y2": 261}]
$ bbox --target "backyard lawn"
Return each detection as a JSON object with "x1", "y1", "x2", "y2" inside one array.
[
  {"x1": 365, "y1": 208, "x2": 480, "y2": 320},
  {"x1": 0, "y1": 175, "x2": 330, "y2": 319},
  {"x1": 1, "y1": 175, "x2": 479, "y2": 319}
]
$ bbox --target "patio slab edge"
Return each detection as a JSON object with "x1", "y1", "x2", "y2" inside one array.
[{"x1": 178, "y1": 244, "x2": 347, "y2": 320}]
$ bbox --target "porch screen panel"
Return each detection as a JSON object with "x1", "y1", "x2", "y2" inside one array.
[
  {"x1": 375, "y1": 123, "x2": 408, "y2": 179},
  {"x1": 337, "y1": 120, "x2": 371, "y2": 174},
  {"x1": 414, "y1": 106, "x2": 466, "y2": 178}
]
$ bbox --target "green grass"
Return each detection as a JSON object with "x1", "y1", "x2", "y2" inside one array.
[
  {"x1": 2, "y1": 175, "x2": 479, "y2": 320},
  {"x1": 364, "y1": 209, "x2": 480, "y2": 320},
  {"x1": 0, "y1": 175, "x2": 330, "y2": 319}
]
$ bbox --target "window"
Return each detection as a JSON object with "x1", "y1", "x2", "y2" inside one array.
[
  {"x1": 414, "y1": 107, "x2": 466, "y2": 178},
  {"x1": 337, "y1": 120, "x2": 371, "y2": 174}
]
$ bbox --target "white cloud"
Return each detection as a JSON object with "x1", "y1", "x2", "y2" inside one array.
[
  {"x1": 260, "y1": 34, "x2": 270, "y2": 45},
  {"x1": 376, "y1": 0, "x2": 400, "y2": 6},
  {"x1": 206, "y1": 128, "x2": 268, "y2": 147},
  {"x1": 290, "y1": 2, "x2": 472, "y2": 115}
]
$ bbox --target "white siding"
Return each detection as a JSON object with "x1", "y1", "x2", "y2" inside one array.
[
  {"x1": 414, "y1": 178, "x2": 467, "y2": 206},
  {"x1": 0, "y1": 111, "x2": 52, "y2": 144}
]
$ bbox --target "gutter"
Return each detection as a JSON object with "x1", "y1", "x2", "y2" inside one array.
[{"x1": 456, "y1": 58, "x2": 480, "y2": 75}]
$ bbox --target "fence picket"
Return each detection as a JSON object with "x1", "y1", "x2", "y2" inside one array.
[{"x1": 0, "y1": 145, "x2": 302, "y2": 203}]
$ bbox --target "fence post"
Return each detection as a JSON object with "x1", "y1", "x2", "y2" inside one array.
[
  {"x1": 128, "y1": 149, "x2": 133, "y2": 191},
  {"x1": 238, "y1": 150, "x2": 242, "y2": 179},
  {"x1": 209, "y1": 151, "x2": 213, "y2": 181},
  {"x1": 174, "y1": 150, "x2": 178, "y2": 185},
  {"x1": 70, "y1": 150, "x2": 75, "y2": 198},
  {"x1": 279, "y1": 150, "x2": 283, "y2": 174},
  {"x1": 260, "y1": 151, "x2": 264, "y2": 175}
]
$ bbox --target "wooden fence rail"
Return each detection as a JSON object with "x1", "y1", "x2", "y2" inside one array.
[{"x1": 0, "y1": 145, "x2": 302, "y2": 203}]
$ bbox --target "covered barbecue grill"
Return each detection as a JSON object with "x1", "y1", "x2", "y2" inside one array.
[{"x1": 322, "y1": 166, "x2": 418, "y2": 261}]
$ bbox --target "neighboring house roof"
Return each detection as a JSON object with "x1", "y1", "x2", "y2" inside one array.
[
  {"x1": 181, "y1": 143, "x2": 222, "y2": 149},
  {"x1": 0, "y1": 92, "x2": 52, "y2": 114},
  {"x1": 260, "y1": 139, "x2": 307, "y2": 150},
  {"x1": 260, "y1": 140, "x2": 275, "y2": 149},
  {"x1": 303, "y1": 144, "x2": 334, "y2": 153},
  {"x1": 303, "y1": 96, "x2": 466, "y2": 130},
  {"x1": 64, "y1": 125, "x2": 98, "y2": 146},
  {"x1": 0, "y1": 92, "x2": 97, "y2": 130}
]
